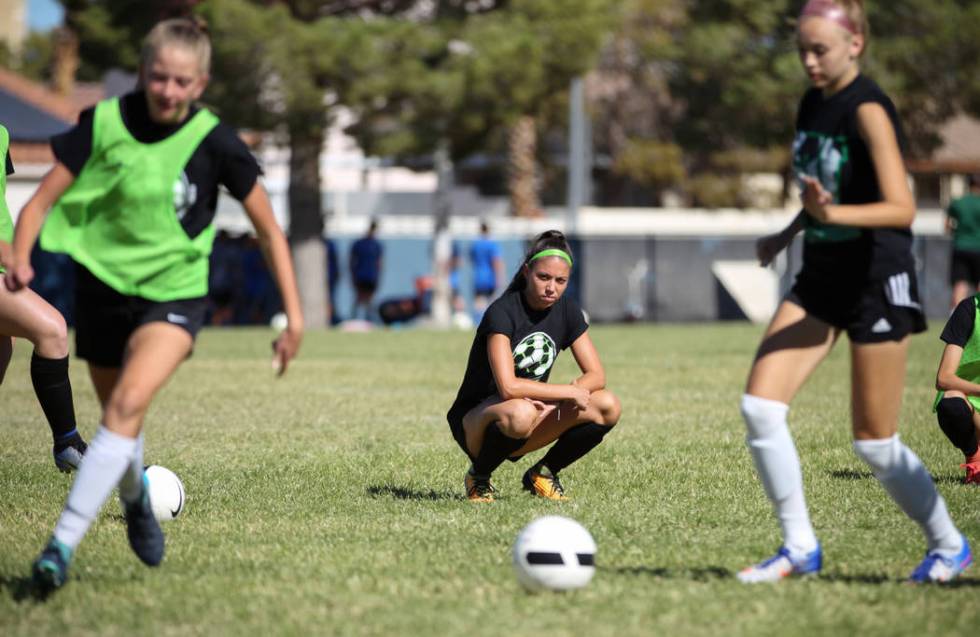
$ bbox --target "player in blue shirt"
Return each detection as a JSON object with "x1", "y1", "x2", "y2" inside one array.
[
  {"x1": 469, "y1": 221, "x2": 504, "y2": 320},
  {"x1": 349, "y1": 219, "x2": 382, "y2": 321}
]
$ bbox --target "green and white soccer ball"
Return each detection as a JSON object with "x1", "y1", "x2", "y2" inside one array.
[{"x1": 513, "y1": 332, "x2": 556, "y2": 379}]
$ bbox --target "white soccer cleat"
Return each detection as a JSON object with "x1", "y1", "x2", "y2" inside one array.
[{"x1": 737, "y1": 545, "x2": 822, "y2": 583}]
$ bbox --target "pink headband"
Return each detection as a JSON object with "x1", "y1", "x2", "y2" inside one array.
[{"x1": 800, "y1": 0, "x2": 859, "y2": 35}]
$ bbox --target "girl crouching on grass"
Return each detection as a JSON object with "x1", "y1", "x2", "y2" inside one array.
[{"x1": 447, "y1": 230, "x2": 621, "y2": 502}]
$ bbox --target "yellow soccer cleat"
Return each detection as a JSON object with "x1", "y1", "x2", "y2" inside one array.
[
  {"x1": 522, "y1": 466, "x2": 568, "y2": 501},
  {"x1": 465, "y1": 470, "x2": 496, "y2": 502}
]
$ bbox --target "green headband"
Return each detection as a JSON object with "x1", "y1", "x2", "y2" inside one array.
[{"x1": 528, "y1": 248, "x2": 573, "y2": 266}]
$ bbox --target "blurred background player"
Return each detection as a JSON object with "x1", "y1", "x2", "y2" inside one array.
[
  {"x1": 447, "y1": 230, "x2": 621, "y2": 502},
  {"x1": 8, "y1": 18, "x2": 304, "y2": 591},
  {"x1": 739, "y1": 0, "x2": 970, "y2": 584},
  {"x1": 0, "y1": 123, "x2": 86, "y2": 472},
  {"x1": 946, "y1": 174, "x2": 980, "y2": 308},
  {"x1": 325, "y1": 236, "x2": 339, "y2": 325},
  {"x1": 349, "y1": 218, "x2": 382, "y2": 322},
  {"x1": 469, "y1": 221, "x2": 504, "y2": 321},
  {"x1": 933, "y1": 293, "x2": 980, "y2": 483}
]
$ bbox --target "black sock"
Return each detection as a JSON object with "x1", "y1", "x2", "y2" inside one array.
[
  {"x1": 30, "y1": 353, "x2": 80, "y2": 449},
  {"x1": 539, "y1": 422, "x2": 612, "y2": 474},
  {"x1": 936, "y1": 397, "x2": 978, "y2": 457},
  {"x1": 470, "y1": 422, "x2": 526, "y2": 478}
]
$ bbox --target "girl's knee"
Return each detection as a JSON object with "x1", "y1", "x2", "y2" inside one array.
[
  {"x1": 105, "y1": 384, "x2": 151, "y2": 425},
  {"x1": 34, "y1": 312, "x2": 69, "y2": 358},
  {"x1": 591, "y1": 389, "x2": 621, "y2": 426},
  {"x1": 499, "y1": 400, "x2": 538, "y2": 438}
]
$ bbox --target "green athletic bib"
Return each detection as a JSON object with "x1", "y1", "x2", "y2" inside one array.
[
  {"x1": 0, "y1": 125, "x2": 12, "y2": 274},
  {"x1": 935, "y1": 296, "x2": 980, "y2": 411},
  {"x1": 41, "y1": 98, "x2": 219, "y2": 301}
]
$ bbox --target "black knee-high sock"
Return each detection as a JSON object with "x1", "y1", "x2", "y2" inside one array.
[
  {"x1": 936, "y1": 397, "x2": 978, "y2": 457},
  {"x1": 470, "y1": 422, "x2": 526, "y2": 478},
  {"x1": 539, "y1": 422, "x2": 612, "y2": 474},
  {"x1": 30, "y1": 353, "x2": 80, "y2": 449}
]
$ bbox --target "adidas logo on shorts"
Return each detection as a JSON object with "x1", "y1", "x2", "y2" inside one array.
[{"x1": 871, "y1": 317, "x2": 893, "y2": 334}]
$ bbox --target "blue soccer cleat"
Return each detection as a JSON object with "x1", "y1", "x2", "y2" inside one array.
[
  {"x1": 909, "y1": 535, "x2": 972, "y2": 583},
  {"x1": 737, "y1": 544, "x2": 822, "y2": 583},
  {"x1": 123, "y1": 474, "x2": 165, "y2": 566},
  {"x1": 31, "y1": 537, "x2": 72, "y2": 591}
]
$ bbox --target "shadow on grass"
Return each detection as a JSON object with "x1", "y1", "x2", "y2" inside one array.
[
  {"x1": 932, "y1": 474, "x2": 967, "y2": 486},
  {"x1": 0, "y1": 574, "x2": 56, "y2": 603},
  {"x1": 820, "y1": 572, "x2": 980, "y2": 587},
  {"x1": 366, "y1": 485, "x2": 463, "y2": 501},
  {"x1": 829, "y1": 469, "x2": 965, "y2": 487},
  {"x1": 829, "y1": 469, "x2": 874, "y2": 480},
  {"x1": 603, "y1": 565, "x2": 980, "y2": 587},
  {"x1": 600, "y1": 565, "x2": 732, "y2": 581}
]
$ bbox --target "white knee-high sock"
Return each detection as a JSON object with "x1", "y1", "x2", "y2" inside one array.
[
  {"x1": 53, "y1": 426, "x2": 137, "y2": 550},
  {"x1": 118, "y1": 433, "x2": 144, "y2": 504},
  {"x1": 853, "y1": 435, "x2": 962, "y2": 556},
  {"x1": 741, "y1": 394, "x2": 819, "y2": 555}
]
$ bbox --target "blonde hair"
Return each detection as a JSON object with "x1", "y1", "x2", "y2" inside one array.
[{"x1": 141, "y1": 17, "x2": 211, "y2": 76}]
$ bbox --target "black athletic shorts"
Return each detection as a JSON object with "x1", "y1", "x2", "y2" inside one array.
[
  {"x1": 950, "y1": 249, "x2": 980, "y2": 286},
  {"x1": 447, "y1": 403, "x2": 525, "y2": 464},
  {"x1": 448, "y1": 414, "x2": 475, "y2": 462},
  {"x1": 74, "y1": 265, "x2": 208, "y2": 367},
  {"x1": 786, "y1": 268, "x2": 927, "y2": 343}
]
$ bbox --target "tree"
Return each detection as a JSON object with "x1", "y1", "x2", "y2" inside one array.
[
  {"x1": 339, "y1": 0, "x2": 615, "y2": 213},
  {"x1": 593, "y1": 0, "x2": 980, "y2": 208},
  {"x1": 589, "y1": 0, "x2": 687, "y2": 206}
]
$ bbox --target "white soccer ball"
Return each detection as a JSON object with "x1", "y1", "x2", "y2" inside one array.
[
  {"x1": 270, "y1": 312, "x2": 288, "y2": 332},
  {"x1": 144, "y1": 465, "x2": 186, "y2": 522},
  {"x1": 512, "y1": 516, "x2": 596, "y2": 592},
  {"x1": 451, "y1": 311, "x2": 474, "y2": 330}
]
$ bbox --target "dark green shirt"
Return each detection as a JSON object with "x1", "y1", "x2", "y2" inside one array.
[{"x1": 948, "y1": 193, "x2": 980, "y2": 252}]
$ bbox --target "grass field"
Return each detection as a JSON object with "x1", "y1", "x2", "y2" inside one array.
[{"x1": 1, "y1": 323, "x2": 979, "y2": 636}]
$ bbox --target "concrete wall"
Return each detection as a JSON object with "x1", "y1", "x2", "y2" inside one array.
[{"x1": 574, "y1": 235, "x2": 953, "y2": 324}]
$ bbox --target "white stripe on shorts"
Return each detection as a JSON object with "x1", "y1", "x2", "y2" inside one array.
[{"x1": 884, "y1": 272, "x2": 921, "y2": 310}]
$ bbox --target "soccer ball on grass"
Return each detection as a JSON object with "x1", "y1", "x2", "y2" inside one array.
[
  {"x1": 144, "y1": 465, "x2": 186, "y2": 522},
  {"x1": 512, "y1": 515, "x2": 596, "y2": 591}
]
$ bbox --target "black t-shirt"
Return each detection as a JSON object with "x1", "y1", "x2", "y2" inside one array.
[
  {"x1": 793, "y1": 74, "x2": 914, "y2": 281},
  {"x1": 5, "y1": 154, "x2": 12, "y2": 176},
  {"x1": 942, "y1": 296, "x2": 977, "y2": 347},
  {"x1": 447, "y1": 289, "x2": 590, "y2": 424},
  {"x1": 51, "y1": 91, "x2": 261, "y2": 239}
]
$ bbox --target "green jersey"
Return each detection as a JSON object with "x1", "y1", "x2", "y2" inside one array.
[
  {"x1": 41, "y1": 97, "x2": 219, "y2": 301},
  {"x1": 949, "y1": 194, "x2": 980, "y2": 252},
  {"x1": 935, "y1": 296, "x2": 980, "y2": 411},
  {"x1": 0, "y1": 125, "x2": 12, "y2": 274}
]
